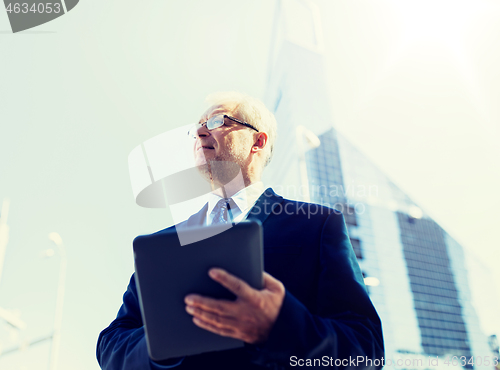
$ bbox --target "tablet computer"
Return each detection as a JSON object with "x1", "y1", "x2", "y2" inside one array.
[{"x1": 133, "y1": 220, "x2": 263, "y2": 361}]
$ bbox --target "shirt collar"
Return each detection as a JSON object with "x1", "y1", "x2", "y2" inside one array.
[{"x1": 207, "y1": 181, "x2": 265, "y2": 219}]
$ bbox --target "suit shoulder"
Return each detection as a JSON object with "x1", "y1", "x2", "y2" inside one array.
[
  {"x1": 277, "y1": 198, "x2": 343, "y2": 220},
  {"x1": 151, "y1": 225, "x2": 174, "y2": 235},
  {"x1": 150, "y1": 222, "x2": 184, "y2": 236},
  {"x1": 136, "y1": 223, "x2": 178, "y2": 238},
  {"x1": 280, "y1": 197, "x2": 342, "y2": 213}
]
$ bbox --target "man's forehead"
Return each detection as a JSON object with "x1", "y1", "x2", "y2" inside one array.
[{"x1": 199, "y1": 103, "x2": 238, "y2": 123}]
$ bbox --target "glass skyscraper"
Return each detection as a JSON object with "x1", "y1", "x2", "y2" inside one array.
[
  {"x1": 263, "y1": 0, "x2": 494, "y2": 368},
  {"x1": 303, "y1": 128, "x2": 492, "y2": 368}
]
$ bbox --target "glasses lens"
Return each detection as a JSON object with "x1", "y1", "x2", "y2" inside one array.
[
  {"x1": 188, "y1": 116, "x2": 225, "y2": 138},
  {"x1": 188, "y1": 125, "x2": 198, "y2": 138},
  {"x1": 206, "y1": 115, "x2": 224, "y2": 130}
]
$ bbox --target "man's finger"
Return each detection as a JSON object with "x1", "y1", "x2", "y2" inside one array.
[
  {"x1": 263, "y1": 272, "x2": 285, "y2": 292},
  {"x1": 186, "y1": 305, "x2": 238, "y2": 329},
  {"x1": 192, "y1": 317, "x2": 237, "y2": 339},
  {"x1": 208, "y1": 268, "x2": 256, "y2": 300},
  {"x1": 184, "y1": 294, "x2": 235, "y2": 315}
]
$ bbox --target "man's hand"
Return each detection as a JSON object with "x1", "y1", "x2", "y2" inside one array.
[{"x1": 184, "y1": 268, "x2": 285, "y2": 344}]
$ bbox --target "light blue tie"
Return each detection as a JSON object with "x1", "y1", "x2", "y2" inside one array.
[{"x1": 211, "y1": 198, "x2": 235, "y2": 225}]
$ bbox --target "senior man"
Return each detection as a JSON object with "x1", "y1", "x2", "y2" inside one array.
[{"x1": 97, "y1": 92, "x2": 384, "y2": 369}]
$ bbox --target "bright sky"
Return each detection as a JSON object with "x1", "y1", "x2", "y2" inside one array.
[{"x1": 1, "y1": 1, "x2": 499, "y2": 369}]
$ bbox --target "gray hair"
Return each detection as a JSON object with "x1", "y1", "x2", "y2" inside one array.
[{"x1": 205, "y1": 91, "x2": 278, "y2": 167}]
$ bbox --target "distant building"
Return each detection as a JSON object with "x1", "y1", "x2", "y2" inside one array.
[
  {"x1": 303, "y1": 127, "x2": 492, "y2": 368},
  {"x1": 263, "y1": 0, "x2": 494, "y2": 368}
]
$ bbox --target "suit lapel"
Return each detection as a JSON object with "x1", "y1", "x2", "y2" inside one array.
[{"x1": 246, "y1": 187, "x2": 284, "y2": 225}]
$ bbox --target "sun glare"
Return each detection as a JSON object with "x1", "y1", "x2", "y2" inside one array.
[
  {"x1": 393, "y1": 0, "x2": 480, "y2": 46},
  {"x1": 382, "y1": 0, "x2": 493, "y2": 120}
]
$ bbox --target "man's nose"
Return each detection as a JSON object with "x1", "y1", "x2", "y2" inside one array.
[{"x1": 196, "y1": 123, "x2": 210, "y2": 137}]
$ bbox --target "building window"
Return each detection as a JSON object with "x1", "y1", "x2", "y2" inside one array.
[
  {"x1": 344, "y1": 206, "x2": 357, "y2": 226},
  {"x1": 350, "y1": 238, "x2": 363, "y2": 259}
]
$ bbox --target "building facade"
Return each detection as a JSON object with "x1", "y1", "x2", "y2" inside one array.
[
  {"x1": 304, "y1": 128, "x2": 493, "y2": 368},
  {"x1": 263, "y1": 0, "x2": 495, "y2": 368}
]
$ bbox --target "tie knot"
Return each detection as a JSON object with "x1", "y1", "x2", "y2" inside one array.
[{"x1": 217, "y1": 198, "x2": 230, "y2": 208}]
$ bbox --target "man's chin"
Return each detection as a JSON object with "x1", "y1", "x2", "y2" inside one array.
[
  {"x1": 194, "y1": 156, "x2": 207, "y2": 166},
  {"x1": 196, "y1": 159, "x2": 242, "y2": 185},
  {"x1": 196, "y1": 163, "x2": 211, "y2": 181}
]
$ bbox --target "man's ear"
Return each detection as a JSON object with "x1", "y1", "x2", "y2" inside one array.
[{"x1": 252, "y1": 132, "x2": 268, "y2": 152}]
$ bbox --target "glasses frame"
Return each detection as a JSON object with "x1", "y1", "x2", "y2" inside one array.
[{"x1": 188, "y1": 114, "x2": 259, "y2": 138}]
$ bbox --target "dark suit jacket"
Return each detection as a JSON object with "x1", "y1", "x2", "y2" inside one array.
[{"x1": 97, "y1": 188, "x2": 384, "y2": 369}]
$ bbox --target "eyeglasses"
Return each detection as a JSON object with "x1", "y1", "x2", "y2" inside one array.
[{"x1": 188, "y1": 114, "x2": 259, "y2": 139}]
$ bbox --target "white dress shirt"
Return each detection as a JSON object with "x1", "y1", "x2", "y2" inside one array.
[{"x1": 206, "y1": 181, "x2": 265, "y2": 225}]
